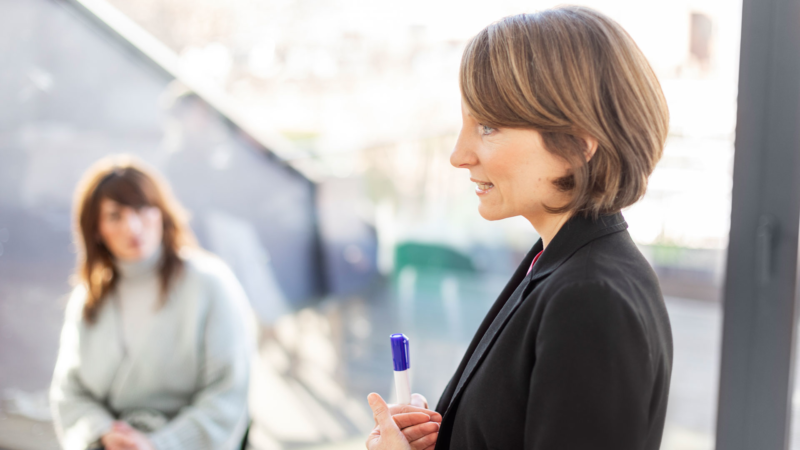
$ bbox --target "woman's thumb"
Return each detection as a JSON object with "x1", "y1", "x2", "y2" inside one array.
[{"x1": 368, "y1": 393, "x2": 395, "y2": 430}]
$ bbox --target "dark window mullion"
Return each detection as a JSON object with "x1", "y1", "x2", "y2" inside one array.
[{"x1": 716, "y1": 0, "x2": 800, "y2": 448}]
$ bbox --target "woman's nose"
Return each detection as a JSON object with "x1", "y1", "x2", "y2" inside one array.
[
  {"x1": 123, "y1": 212, "x2": 143, "y2": 234},
  {"x1": 451, "y1": 131, "x2": 477, "y2": 168}
]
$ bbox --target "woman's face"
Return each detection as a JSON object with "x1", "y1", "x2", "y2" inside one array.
[
  {"x1": 97, "y1": 198, "x2": 163, "y2": 262},
  {"x1": 451, "y1": 103, "x2": 573, "y2": 223}
]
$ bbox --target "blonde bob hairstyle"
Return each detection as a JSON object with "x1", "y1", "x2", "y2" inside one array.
[{"x1": 460, "y1": 6, "x2": 669, "y2": 217}]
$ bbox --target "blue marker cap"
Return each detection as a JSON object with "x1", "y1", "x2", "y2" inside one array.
[{"x1": 390, "y1": 333, "x2": 410, "y2": 371}]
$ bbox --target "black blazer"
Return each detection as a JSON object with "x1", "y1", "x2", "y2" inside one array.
[{"x1": 434, "y1": 213, "x2": 673, "y2": 450}]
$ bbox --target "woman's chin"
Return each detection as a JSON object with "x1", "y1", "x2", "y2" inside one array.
[
  {"x1": 477, "y1": 204, "x2": 507, "y2": 221},
  {"x1": 116, "y1": 245, "x2": 155, "y2": 262},
  {"x1": 117, "y1": 251, "x2": 145, "y2": 262}
]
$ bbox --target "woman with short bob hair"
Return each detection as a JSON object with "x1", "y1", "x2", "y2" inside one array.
[
  {"x1": 366, "y1": 6, "x2": 672, "y2": 450},
  {"x1": 51, "y1": 156, "x2": 253, "y2": 450}
]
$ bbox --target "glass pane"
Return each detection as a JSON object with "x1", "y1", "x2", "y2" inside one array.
[
  {"x1": 1, "y1": 0, "x2": 741, "y2": 449},
  {"x1": 0, "y1": 1, "x2": 323, "y2": 447}
]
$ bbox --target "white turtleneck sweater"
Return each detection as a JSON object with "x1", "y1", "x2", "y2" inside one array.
[
  {"x1": 50, "y1": 247, "x2": 256, "y2": 450},
  {"x1": 114, "y1": 247, "x2": 163, "y2": 353}
]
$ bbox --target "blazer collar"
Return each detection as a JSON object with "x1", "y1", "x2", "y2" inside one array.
[{"x1": 529, "y1": 212, "x2": 628, "y2": 281}]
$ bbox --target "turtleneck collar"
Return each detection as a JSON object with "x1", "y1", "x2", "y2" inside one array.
[{"x1": 115, "y1": 245, "x2": 164, "y2": 279}]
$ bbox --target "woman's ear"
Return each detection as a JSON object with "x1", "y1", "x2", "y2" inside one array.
[{"x1": 583, "y1": 135, "x2": 599, "y2": 162}]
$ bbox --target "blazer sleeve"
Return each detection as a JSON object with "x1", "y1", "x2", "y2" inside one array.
[
  {"x1": 50, "y1": 286, "x2": 115, "y2": 450},
  {"x1": 148, "y1": 262, "x2": 254, "y2": 450},
  {"x1": 524, "y1": 281, "x2": 653, "y2": 449}
]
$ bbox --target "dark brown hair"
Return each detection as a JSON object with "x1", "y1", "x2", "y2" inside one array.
[
  {"x1": 72, "y1": 155, "x2": 197, "y2": 323},
  {"x1": 460, "y1": 6, "x2": 669, "y2": 217}
]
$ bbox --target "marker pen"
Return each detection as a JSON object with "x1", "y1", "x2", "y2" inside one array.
[{"x1": 391, "y1": 333, "x2": 411, "y2": 405}]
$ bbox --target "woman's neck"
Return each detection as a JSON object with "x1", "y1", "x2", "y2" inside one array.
[
  {"x1": 115, "y1": 245, "x2": 163, "y2": 279},
  {"x1": 525, "y1": 212, "x2": 573, "y2": 250}
]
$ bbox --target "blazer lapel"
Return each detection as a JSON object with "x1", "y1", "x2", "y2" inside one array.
[
  {"x1": 449, "y1": 271, "x2": 534, "y2": 406},
  {"x1": 436, "y1": 242, "x2": 543, "y2": 414}
]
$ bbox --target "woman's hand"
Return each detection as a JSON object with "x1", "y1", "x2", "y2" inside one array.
[
  {"x1": 101, "y1": 430, "x2": 136, "y2": 450},
  {"x1": 100, "y1": 422, "x2": 155, "y2": 450},
  {"x1": 366, "y1": 393, "x2": 439, "y2": 450}
]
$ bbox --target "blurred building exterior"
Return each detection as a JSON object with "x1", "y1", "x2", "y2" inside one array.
[
  {"x1": 0, "y1": 0, "x2": 378, "y2": 447},
  {"x1": 105, "y1": 0, "x2": 739, "y2": 298}
]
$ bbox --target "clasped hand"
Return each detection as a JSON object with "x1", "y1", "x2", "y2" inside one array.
[
  {"x1": 366, "y1": 393, "x2": 440, "y2": 450},
  {"x1": 101, "y1": 421, "x2": 155, "y2": 450}
]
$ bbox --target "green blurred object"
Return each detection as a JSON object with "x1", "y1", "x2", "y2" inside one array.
[{"x1": 395, "y1": 242, "x2": 476, "y2": 274}]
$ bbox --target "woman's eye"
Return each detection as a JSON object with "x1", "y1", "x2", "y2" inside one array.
[{"x1": 480, "y1": 125, "x2": 495, "y2": 135}]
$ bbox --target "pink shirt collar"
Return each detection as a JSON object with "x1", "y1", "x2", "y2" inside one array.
[{"x1": 526, "y1": 250, "x2": 544, "y2": 275}]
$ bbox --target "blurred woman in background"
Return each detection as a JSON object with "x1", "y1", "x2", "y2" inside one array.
[{"x1": 51, "y1": 156, "x2": 253, "y2": 450}]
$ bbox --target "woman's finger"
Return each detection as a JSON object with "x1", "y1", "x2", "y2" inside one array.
[
  {"x1": 410, "y1": 393, "x2": 428, "y2": 409},
  {"x1": 409, "y1": 432, "x2": 439, "y2": 450},
  {"x1": 103, "y1": 433, "x2": 136, "y2": 450},
  {"x1": 393, "y1": 412, "x2": 431, "y2": 429},
  {"x1": 401, "y1": 422, "x2": 440, "y2": 442},
  {"x1": 388, "y1": 404, "x2": 442, "y2": 423}
]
